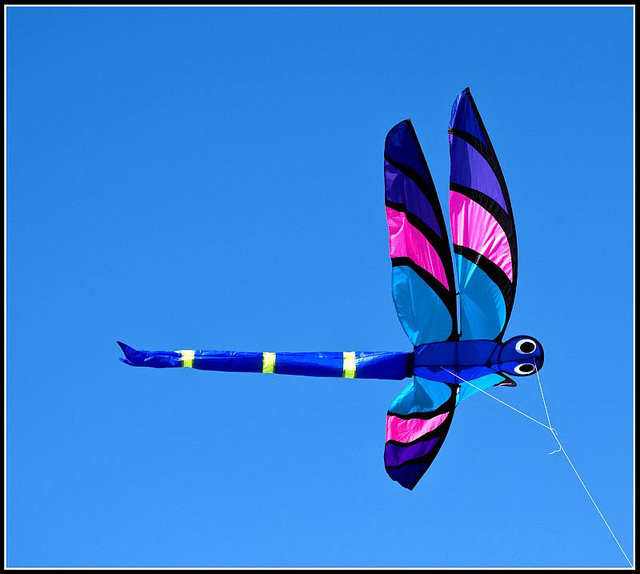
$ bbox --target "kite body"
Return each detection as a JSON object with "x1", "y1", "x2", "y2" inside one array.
[
  {"x1": 119, "y1": 337, "x2": 542, "y2": 386},
  {"x1": 120, "y1": 88, "x2": 545, "y2": 490}
]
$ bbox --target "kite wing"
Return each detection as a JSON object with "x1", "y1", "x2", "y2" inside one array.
[
  {"x1": 384, "y1": 376, "x2": 457, "y2": 490},
  {"x1": 448, "y1": 88, "x2": 518, "y2": 341},
  {"x1": 456, "y1": 372, "x2": 516, "y2": 404},
  {"x1": 385, "y1": 120, "x2": 458, "y2": 345}
]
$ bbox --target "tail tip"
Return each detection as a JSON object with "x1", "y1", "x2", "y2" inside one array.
[{"x1": 117, "y1": 341, "x2": 137, "y2": 364}]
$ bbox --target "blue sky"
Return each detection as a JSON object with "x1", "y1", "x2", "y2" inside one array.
[{"x1": 7, "y1": 6, "x2": 633, "y2": 568}]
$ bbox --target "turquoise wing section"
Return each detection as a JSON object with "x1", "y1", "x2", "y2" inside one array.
[
  {"x1": 391, "y1": 266, "x2": 454, "y2": 347},
  {"x1": 389, "y1": 376, "x2": 453, "y2": 414},
  {"x1": 455, "y1": 255, "x2": 507, "y2": 343}
]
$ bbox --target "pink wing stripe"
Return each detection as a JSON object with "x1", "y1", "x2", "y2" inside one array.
[
  {"x1": 449, "y1": 191, "x2": 513, "y2": 281},
  {"x1": 386, "y1": 206, "x2": 449, "y2": 289},
  {"x1": 386, "y1": 411, "x2": 450, "y2": 444}
]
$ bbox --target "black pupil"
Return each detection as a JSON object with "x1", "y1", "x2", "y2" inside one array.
[
  {"x1": 520, "y1": 341, "x2": 535, "y2": 353},
  {"x1": 519, "y1": 363, "x2": 534, "y2": 373}
]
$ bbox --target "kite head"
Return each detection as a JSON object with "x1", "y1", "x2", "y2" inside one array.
[{"x1": 498, "y1": 336, "x2": 545, "y2": 376}]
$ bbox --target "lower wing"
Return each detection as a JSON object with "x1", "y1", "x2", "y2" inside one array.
[
  {"x1": 456, "y1": 372, "x2": 516, "y2": 403},
  {"x1": 384, "y1": 376, "x2": 457, "y2": 490}
]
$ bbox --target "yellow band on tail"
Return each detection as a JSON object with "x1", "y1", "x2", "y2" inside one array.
[
  {"x1": 179, "y1": 350, "x2": 195, "y2": 368},
  {"x1": 343, "y1": 351, "x2": 356, "y2": 378},
  {"x1": 262, "y1": 352, "x2": 276, "y2": 374}
]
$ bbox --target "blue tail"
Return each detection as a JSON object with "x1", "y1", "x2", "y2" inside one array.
[{"x1": 117, "y1": 341, "x2": 181, "y2": 368}]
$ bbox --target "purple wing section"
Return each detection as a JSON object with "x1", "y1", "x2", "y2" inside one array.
[
  {"x1": 449, "y1": 89, "x2": 488, "y2": 147},
  {"x1": 385, "y1": 120, "x2": 458, "y2": 343},
  {"x1": 449, "y1": 88, "x2": 518, "y2": 341},
  {"x1": 385, "y1": 161, "x2": 442, "y2": 238},
  {"x1": 450, "y1": 137, "x2": 507, "y2": 212}
]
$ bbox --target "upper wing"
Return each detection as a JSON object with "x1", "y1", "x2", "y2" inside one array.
[
  {"x1": 448, "y1": 88, "x2": 518, "y2": 341},
  {"x1": 384, "y1": 376, "x2": 457, "y2": 490},
  {"x1": 385, "y1": 120, "x2": 458, "y2": 345}
]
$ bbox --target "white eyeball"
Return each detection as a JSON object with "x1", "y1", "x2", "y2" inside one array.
[
  {"x1": 514, "y1": 363, "x2": 535, "y2": 375},
  {"x1": 516, "y1": 339, "x2": 537, "y2": 354}
]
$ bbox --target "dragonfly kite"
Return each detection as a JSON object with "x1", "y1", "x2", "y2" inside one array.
[{"x1": 119, "y1": 88, "x2": 545, "y2": 490}]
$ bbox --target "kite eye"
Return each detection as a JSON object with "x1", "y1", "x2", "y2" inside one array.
[
  {"x1": 514, "y1": 363, "x2": 535, "y2": 375},
  {"x1": 516, "y1": 339, "x2": 537, "y2": 354}
]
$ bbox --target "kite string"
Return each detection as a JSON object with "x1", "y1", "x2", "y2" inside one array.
[
  {"x1": 533, "y1": 365, "x2": 562, "y2": 454},
  {"x1": 533, "y1": 366, "x2": 632, "y2": 567},
  {"x1": 440, "y1": 368, "x2": 552, "y2": 431},
  {"x1": 441, "y1": 366, "x2": 631, "y2": 566}
]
